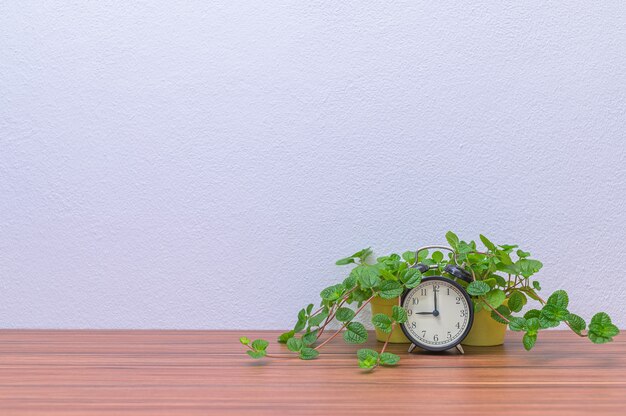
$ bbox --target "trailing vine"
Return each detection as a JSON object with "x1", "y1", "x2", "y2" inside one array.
[{"x1": 240, "y1": 233, "x2": 619, "y2": 370}]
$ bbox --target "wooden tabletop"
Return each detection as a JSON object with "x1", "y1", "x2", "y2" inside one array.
[{"x1": 0, "y1": 330, "x2": 624, "y2": 415}]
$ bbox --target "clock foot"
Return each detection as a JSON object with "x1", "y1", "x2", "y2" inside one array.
[
  {"x1": 455, "y1": 344, "x2": 465, "y2": 355},
  {"x1": 408, "y1": 344, "x2": 417, "y2": 353}
]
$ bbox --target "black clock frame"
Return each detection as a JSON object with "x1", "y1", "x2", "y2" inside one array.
[{"x1": 399, "y1": 276, "x2": 475, "y2": 352}]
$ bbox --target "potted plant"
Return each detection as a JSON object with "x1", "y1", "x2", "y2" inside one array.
[{"x1": 240, "y1": 231, "x2": 619, "y2": 370}]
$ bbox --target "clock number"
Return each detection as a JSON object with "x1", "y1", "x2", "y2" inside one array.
[
  {"x1": 447, "y1": 331, "x2": 452, "y2": 339},
  {"x1": 433, "y1": 285, "x2": 440, "y2": 292},
  {"x1": 460, "y1": 310, "x2": 467, "y2": 317},
  {"x1": 407, "y1": 309, "x2": 413, "y2": 316},
  {"x1": 456, "y1": 296, "x2": 461, "y2": 304},
  {"x1": 456, "y1": 322, "x2": 461, "y2": 329},
  {"x1": 411, "y1": 322, "x2": 417, "y2": 329},
  {"x1": 433, "y1": 334, "x2": 439, "y2": 342},
  {"x1": 420, "y1": 288, "x2": 427, "y2": 296},
  {"x1": 421, "y1": 330, "x2": 426, "y2": 338},
  {"x1": 412, "y1": 298, "x2": 419, "y2": 305},
  {"x1": 447, "y1": 288, "x2": 450, "y2": 296}
]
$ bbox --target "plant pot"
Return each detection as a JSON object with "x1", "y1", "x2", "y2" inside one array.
[
  {"x1": 370, "y1": 296, "x2": 411, "y2": 343},
  {"x1": 462, "y1": 303, "x2": 507, "y2": 346}
]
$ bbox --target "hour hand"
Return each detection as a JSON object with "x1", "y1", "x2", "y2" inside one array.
[{"x1": 414, "y1": 311, "x2": 434, "y2": 315}]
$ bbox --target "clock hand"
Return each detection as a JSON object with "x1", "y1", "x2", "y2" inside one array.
[
  {"x1": 414, "y1": 311, "x2": 434, "y2": 315},
  {"x1": 433, "y1": 288, "x2": 440, "y2": 317}
]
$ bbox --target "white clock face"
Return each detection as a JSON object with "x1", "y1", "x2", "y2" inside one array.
[{"x1": 402, "y1": 278, "x2": 472, "y2": 350}]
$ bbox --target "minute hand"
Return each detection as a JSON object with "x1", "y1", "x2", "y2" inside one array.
[{"x1": 433, "y1": 288, "x2": 440, "y2": 316}]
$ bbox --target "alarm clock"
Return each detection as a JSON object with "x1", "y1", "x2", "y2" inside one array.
[{"x1": 400, "y1": 246, "x2": 474, "y2": 354}]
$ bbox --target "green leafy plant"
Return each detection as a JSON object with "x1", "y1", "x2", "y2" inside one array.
[
  {"x1": 239, "y1": 247, "x2": 421, "y2": 371},
  {"x1": 444, "y1": 231, "x2": 619, "y2": 350},
  {"x1": 240, "y1": 233, "x2": 619, "y2": 370}
]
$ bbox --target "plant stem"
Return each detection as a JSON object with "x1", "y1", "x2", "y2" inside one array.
[
  {"x1": 314, "y1": 294, "x2": 377, "y2": 351},
  {"x1": 316, "y1": 287, "x2": 356, "y2": 338},
  {"x1": 376, "y1": 323, "x2": 395, "y2": 367}
]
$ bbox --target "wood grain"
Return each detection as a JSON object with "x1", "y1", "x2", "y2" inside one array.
[{"x1": 0, "y1": 330, "x2": 624, "y2": 415}]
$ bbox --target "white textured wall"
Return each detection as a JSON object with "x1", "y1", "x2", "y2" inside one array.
[{"x1": 1, "y1": 2, "x2": 625, "y2": 329}]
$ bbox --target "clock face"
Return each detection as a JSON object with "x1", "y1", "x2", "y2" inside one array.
[{"x1": 400, "y1": 276, "x2": 473, "y2": 351}]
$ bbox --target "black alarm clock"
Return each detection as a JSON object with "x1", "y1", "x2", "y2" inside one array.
[{"x1": 400, "y1": 246, "x2": 474, "y2": 354}]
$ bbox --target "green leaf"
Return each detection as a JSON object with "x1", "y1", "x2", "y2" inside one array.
[
  {"x1": 379, "y1": 268, "x2": 397, "y2": 281},
  {"x1": 299, "y1": 347, "x2": 319, "y2": 360},
  {"x1": 432, "y1": 251, "x2": 444, "y2": 263},
  {"x1": 402, "y1": 269, "x2": 422, "y2": 288},
  {"x1": 251, "y1": 339, "x2": 269, "y2": 351},
  {"x1": 379, "y1": 352, "x2": 400, "y2": 366},
  {"x1": 484, "y1": 289, "x2": 506, "y2": 308},
  {"x1": 508, "y1": 291, "x2": 526, "y2": 313},
  {"x1": 392, "y1": 305, "x2": 408, "y2": 323},
  {"x1": 350, "y1": 287, "x2": 371, "y2": 304},
  {"x1": 344, "y1": 322, "x2": 368, "y2": 344},
  {"x1": 239, "y1": 336, "x2": 250, "y2": 345},
  {"x1": 286, "y1": 337, "x2": 303, "y2": 352},
  {"x1": 246, "y1": 350, "x2": 266, "y2": 359},
  {"x1": 588, "y1": 312, "x2": 619, "y2": 343},
  {"x1": 335, "y1": 307, "x2": 355, "y2": 322},
  {"x1": 378, "y1": 281, "x2": 404, "y2": 299},
  {"x1": 492, "y1": 274, "x2": 507, "y2": 287},
  {"x1": 343, "y1": 272, "x2": 357, "y2": 289},
  {"x1": 517, "y1": 259, "x2": 543, "y2": 278},
  {"x1": 516, "y1": 249, "x2": 530, "y2": 258},
  {"x1": 457, "y1": 241, "x2": 473, "y2": 255},
  {"x1": 490, "y1": 305, "x2": 511, "y2": 324},
  {"x1": 509, "y1": 317, "x2": 527, "y2": 332},
  {"x1": 277, "y1": 330, "x2": 295, "y2": 343},
  {"x1": 480, "y1": 234, "x2": 496, "y2": 251},
  {"x1": 352, "y1": 247, "x2": 373, "y2": 261},
  {"x1": 497, "y1": 250, "x2": 514, "y2": 266},
  {"x1": 320, "y1": 283, "x2": 345, "y2": 302},
  {"x1": 337, "y1": 248, "x2": 373, "y2": 265},
  {"x1": 302, "y1": 330, "x2": 318, "y2": 346},
  {"x1": 402, "y1": 250, "x2": 416, "y2": 264},
  {"x1": 294, "y1": 309, "x2": 307, "y2": 332},
  {"x1": 525, "y1": 317, "x2": 540, "y2": 335},
  {"x1": 446, "y1": 231, "x2": 460, "y2": 250},
  {"x1": 532, "y1": 281, "x2": 541, "y2": 291},
  {"x1": 590, "y1": 312, "x2": 612, "y2": 327},
  {"x1": 308, "y1": 309, "x2": 328, "y2": 327},
  {"x1": 538, "y1": 314, "x2": 560, "y2": 329},
  {"x1": 483, "y1": 278, "x2": 497, "y2": 289},
  {"x1": 467, "y1": 281, "x2": 490, "y2": 296},
  {"x1": 355, "y1": 266, "x2": 382, "y2": 289},
  {"x1": 547, "y1": 290, "x2": 569, "y2": 309},
  {"x1": 358, "y1": 355, "x2": 378, "y2": 369},
  {"x1": 499, "y1": 244, "x2": 519, "y2": 252},
  {"x1": 541, "y1": 304, "x2": 569, "y2": 322},
  {"x1": 522, "y1": 333, "x2": 537, "y2": 351},
  {"x1": 589, "y1": 332, "x2": 613, "y2": 344},
  {"x1": 566, "y1": 313, "x2": 586, "y2": 335},
  {"x1": 523, "y1": 309, "x2": 541, "y2": 319},
  {"x1": 335, "y1": 257, "x2": 355, "y2": 265},
  {"x1": 372, "y1": 313, "x2": 393, "y2": 333},
  {"x1": 357, "y1": 348, "x2": 378, "y2": 361}
]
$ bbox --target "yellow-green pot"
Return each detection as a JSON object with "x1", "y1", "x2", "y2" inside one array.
[
  {"x1": 462, "y1": 302, "x2": 507, "y2": 347},
  {"x1": 370, "y1": 296, "x2": 411, "y2": 343}
]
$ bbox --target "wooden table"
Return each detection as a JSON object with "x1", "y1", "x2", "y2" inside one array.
[{"x1": 0, "y1": 330, "x2": 624, "y2": 415}]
